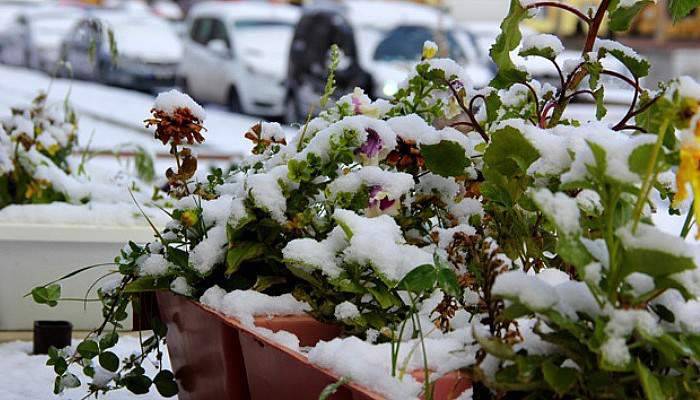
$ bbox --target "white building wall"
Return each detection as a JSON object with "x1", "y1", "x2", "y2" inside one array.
[{"x1": 444, "y1": 0, "x2": 510, "y2": 22}]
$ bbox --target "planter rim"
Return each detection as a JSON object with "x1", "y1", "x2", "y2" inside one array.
[
  {"x1": 191, "y1": 300, "x2": 386, "y2": 399},
  {"x1": 0, "y1": 223, "x2": 156, "y2": 243}
]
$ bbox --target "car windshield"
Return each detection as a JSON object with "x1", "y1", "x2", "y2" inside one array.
[
  {"x1": 373, "y1": 25, "x2": 466, "y2": 63},
  {"x1": 233, "y1": 20, "x2": 294, "y2": 30}
]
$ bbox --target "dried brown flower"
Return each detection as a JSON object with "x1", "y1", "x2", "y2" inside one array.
[
  {"x1": 386, "y1": 137, "x2": 424, "y2": 172},
  {"x1": 145, "y1": 107, "x2": 205, "y2": 147}
]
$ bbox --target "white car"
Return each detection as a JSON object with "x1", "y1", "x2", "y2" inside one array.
[
  {"x1": 285, "y1": 1, "x2": 493, "y2": 122},
  {"x1": 0, "y1": 5, "x2": 82, "y2": 71},
  {"x1": 61, "y1": 11, "x2": 183, "y2": 92},
  {"x1": 179, "y1": 1, "x2": 300, "y2": 116}
]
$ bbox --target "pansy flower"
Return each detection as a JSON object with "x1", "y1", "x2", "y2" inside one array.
[{"x1": 366, "y1": 185, "x2": 400, "y2": 217}]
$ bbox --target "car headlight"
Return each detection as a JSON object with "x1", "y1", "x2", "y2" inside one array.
[
  {"x1": 382, "y1": 81, "x2": 398, "y2": 97},
  {"x1": 245, "y1": 64, "x2": 278, "y2": 82}
]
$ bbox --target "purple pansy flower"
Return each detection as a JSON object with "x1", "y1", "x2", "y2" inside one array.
[
  {"x1": 356, "y1": 128, "x2": 383, "y2": 162},
  {"x1": 366, "y1": 185, "x2": 399, "y2": 217}
]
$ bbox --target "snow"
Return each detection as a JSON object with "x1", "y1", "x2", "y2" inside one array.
[
  {"x1": 334, "y1": 301, "x2": 361, "y2": 321},
  {"x1": 334, "y1": 209, "x2": 434, "y2": 282},
  {"x1": 601, "y1": 337, "x2": 631, "y2": 367},
  {"x1": 532, "y1": 188, "x2": 581, "y2": 235},
  {"x1": 99, "y1": 13, "x2": 183, "y2": 63},
  {"x1": 329, "y1": 166, "x2": 415, "y2": 201},
  {"x1": 576, "y1": 189, "x2": 603, "y2": 215},
  {"x1": 593, "y1": 39, "x2": 647, "y2": 64},
  {"x1": 616, "y1": 223, "x2": 699, "y2": 261},
  {"x1": 153, "y1": 89, "x2": 206, "y2": 121},
  {"x1": 0, "y1": 64, "x2": 269, "y2": 159},
  {"x1": 282, "y1": 226, "x2": 347, "y2": 278},
  {"x1": 521, "y1": 33, "x2": 564, "y2": 56},
  {"x1": 199, "y1": 287, "x2": 311, "y2": 327},
  {"x1": 190, "y1": 224, "x2": 227, "y2": 275},
  {"x1": 618, "y1": 0, "x2": 650, "y2": 8},
  {"x1": 561, "y1": 124, "x2": 656, "y2": 185},
  {"x1": 138, "y1": 253, "x2": 171, "y2": 276},
  {"x1": 0, "y1": 202, "x2": 168, "y2": 227},
  {"x1": 492, "y1": 270, "x2": 559, "y2": 311},
  {"x1": 677, "y1": 76, "x2": 700, "y2": 99},
  {"x1": 432, "y1": 224, "x2": 476, "y2": 249},
  {"x1": 0, "y1": 336, "x2": 170, "y2": 400},
  {"x1": 170, "y1": 276, "x2": 193, "y2": 296},
  {"x1": 260, "y1": 122, "x2": 286, "y2": 142},
  {"x1": 246, "y1": 165, "x2": 295, "y2": 224}
]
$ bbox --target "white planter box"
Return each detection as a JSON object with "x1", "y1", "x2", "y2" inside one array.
[{"x1": 0, "y1": 223, "x2": 155, "y2": 330}]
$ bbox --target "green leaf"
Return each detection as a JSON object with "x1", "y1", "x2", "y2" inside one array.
[
  {"x1": 253, "y1": 275, "x2": 286, "y2": 292},
  {"x1": 123, "y1": 277, "x2": 170, "y2": 293},
  {"x1": 436, "y1": 268, "x2": 461, "y2": 298},
  {"x1": 542, "y1": 360, "x2": 578, "y2": 396},
  {"x1": 123, "y1": 374, "x2": 152, "y2": 395},
  {"x1": 134, "y1": 146, "x2": 155, "y2": 182},
  {"x1": 319, "y1": 377, "x2": 350, "y2": 400},
  {"x1": 618, "y1": 247, "x2": 695, "y2": 281},
  {"x1": 490, "y1": 0, "x2": 529, "y2": 88},
  {"x1": 501, "y1": 303, "x2": 532, "y2": 320},
  {"x1": 99, "y1": 332, "x2": 119, "y2": 350},
  {"x1": 367, "y1": 286, "x2": 401, "y2": 309},
  {"x1": 595, "y1": 44, "x2": 650, "y2": 78},
  {"x1": 668, "y1": 0, "x2": 700, "y2": 22},
  {"x1": 99, "y1": 351, "x2": 119, "y2": 372},
  {"x1": 609, "y1": 0, "x2": 654, "y2": 31},
  {"x1": 153, "y1": 370, "x2": 179, "y2": 397},
  {"x1": 636, "y1": 359, "x2": 665, "y2": 400},
  {"x1": 556, "y1": 236, "x2": 593, "y2": 270},
  {"x1": 76, "y1": 340, "x2": 99, "y2": 359},
  {"x1": 32, "y1": 284, "x2": 61, "y2": 307},
  {"x1": 421, "y1": 141, "x2": 470, "y2": 177},
  {"x1": 593, "y1": 87, "x2": 607, "y2": 120},
  {"x1": 475, "y1": 334, "x2": 516, "y2": 360},
  {"x1": 629, "y1": 143, "x2": 666, "y2": 179},
  {"x1": 397, "y1": 264, "x2": 436, "y2": 294},
  {"x1": 225, "y1": 242, "x2": 267, "y2": 276},
  {"x1": 483, "y1": 125, "x2": 539, "y2": 176},
  {"x1": 519, "y1": 45, "x2": 558, "y2": 60}
]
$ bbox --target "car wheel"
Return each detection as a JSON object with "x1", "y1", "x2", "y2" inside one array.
[
  {"x1": 229, "y1": 86, "x2": 242, "y2": 114},
  {"x1": 284, "y1": 92, "x2": 300, "y2": 124}
]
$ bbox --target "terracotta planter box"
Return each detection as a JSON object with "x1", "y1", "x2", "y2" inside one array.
[{"x1": 156, "y1": 291, "x2": 470, "y2": 400}]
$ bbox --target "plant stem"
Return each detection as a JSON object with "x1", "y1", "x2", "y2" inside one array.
[
  {"x1": 525, "y1": 2, "x2": 592, "y2": 23},
  {"x1": 680, "y1": 201, "x2": 695, "y2": 239},
  {"x1": 604, "y1": 188, "x2": 621, "y2": 302},
  {"x1": 631, "y1": 118, "x2": 670, "y2": 233},
  {"x1": 409, "y1": 293, "x2": 432, "y2": 400}
]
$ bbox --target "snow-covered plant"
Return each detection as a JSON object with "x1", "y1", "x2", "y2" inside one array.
[
  {"x1": 0, "y1": 92, "x2": 78, "y2": 207},
  {"x1": 30, "y1": 1, "x2": 700, "y2": 398}
]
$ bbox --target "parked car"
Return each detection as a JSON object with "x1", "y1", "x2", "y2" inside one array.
[
  {"x1": 0, "y1": 6, "x2": 83, "y2": 72},
  {"x1": 285, "y1": 0, "x2": 493, "y2": 123},
  {"x1": 60, "y1": 11, "x2": 182, "y2": 92},
  {"x1": 178, "y1": 1, "x2": 300, "y2": 117}
]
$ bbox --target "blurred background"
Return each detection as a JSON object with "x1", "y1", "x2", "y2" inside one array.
[{"x1": 1, "y1": 0, "x2": 699, "y2": 164}]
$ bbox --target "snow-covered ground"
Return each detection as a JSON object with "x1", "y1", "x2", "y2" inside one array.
[
  {"x1": 0, "y1": 64, "x2": 266, "y2": 162},
  {"x1": 0, "y1": 336, "x2": 170, "y2": 400}
]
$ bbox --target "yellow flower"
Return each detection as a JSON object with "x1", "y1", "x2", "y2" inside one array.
[
  {"x1": 422, "y1": 41, "x2": 438, "y2": 60},
  {"x1": 179, "y1": 209, "x2": 199, "y2": 227},
  {"x1": 674, "y1": 119, "x2": 700, "y2": 237}
]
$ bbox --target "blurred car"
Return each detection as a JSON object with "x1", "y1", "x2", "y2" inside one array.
[
  {"x1": 178, "y1": 1, "x2": 300, "y2": 116},
  {"x1": 0, "y1": 6, "x2": 83, "y2": 72},
  {"x1": 0, "y1": 0, "x2": 49, "y2": 63},
  {"x1": 285, "y1": 0, "x2": 493, "y2": 123},
  {"x1": 60, "y1": 11, "x2": 182, "y2": 92}
]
